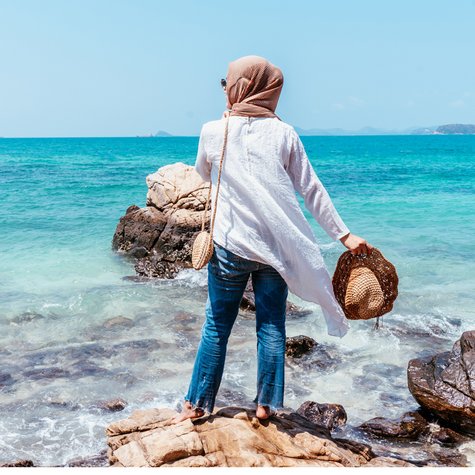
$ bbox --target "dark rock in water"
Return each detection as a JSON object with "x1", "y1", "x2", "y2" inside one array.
[
  {"x1": 96, "y1": 398, "x2": 128, "y2": 412},
  {"x1": 297, "y1": 400, "x2": 347, "y2": 430},
  {"x1": 286, "y1": 335, "x2": 317, "y2": 358},
  {"x1": 289, "y1": 342, "x2": 342, "y2": 374},
  {"x1": 66, "y1": 449, "x2": 109, "y2": 467},
  {"x1": 0, "y1": 460, "x2": 35, "y2": 467},
  {"x1": 286, "y1": 301, "x2": 313, "y2": 318},
  {"x1": 423, "y1": 423, "x2": 472, "y2": 446},
  {"x1": 214, "y1": 388, "x2": 251, "y2": 409},
  {"x1": 358, "y1": 411, "x2": 428, "y2": 440},
  {"x1": 11, "y1": 311, "x2": 45, "y2": 324},
  {"x1": 23, "y1": 367, "x2": 70, "y2": 380},
  {"x1": 103, "y1": 316, "x2": 135, "y2": 329},
  {"x1": 63, "y1": 343, "x2": 110, "y2": 360},
  {"x1": 111, "y1": 338, "x2": 161, "y2": 353},
  {"x1": 0, "y1": 372, "x2": 14, "y2": 388},
  {"x1": 112, "y1": 205, "x2": 167, "y2": 256},
  {"x1": 134, "y1": 253, "x2": 184, "y2": 279},
  {"x1": 352, "y1": 363, "x2": 406, "y2": 394},
  {"x1": 69, "y1": 361, "x2": 111, "y2": 378},
  {"x1": 407, "y1": 330, "x2": 475, "y2": 436}
]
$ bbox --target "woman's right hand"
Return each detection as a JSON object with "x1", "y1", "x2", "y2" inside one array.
[{"x1": 339, "y1": 232, "x2": 374, "y2": 256}]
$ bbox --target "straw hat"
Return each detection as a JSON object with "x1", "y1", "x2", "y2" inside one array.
[{"x1": 332, "y1": 248, "x2": 398, "y2": 324}]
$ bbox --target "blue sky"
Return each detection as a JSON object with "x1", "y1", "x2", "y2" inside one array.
[{"x1": 0, "y1": 0, "x2": 474, "y2": 137}]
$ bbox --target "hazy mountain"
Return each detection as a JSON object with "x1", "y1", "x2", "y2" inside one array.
[
  {"x1": 294, "y1": 124, "x2": 475, "y2": 136},
  {"x1": 154, "y1": 130, "x2": 173, "y2": 137}
]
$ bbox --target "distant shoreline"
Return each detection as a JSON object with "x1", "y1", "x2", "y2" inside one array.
[{"x1": 2, "y1": 134, "x2": 475, "y2": 139}]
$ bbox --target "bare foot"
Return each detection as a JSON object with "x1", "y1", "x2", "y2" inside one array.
[
  {"x1": 170, "y1": 401, "x2": 205, "y2": 424},
  {"x1": 256, "y1": 404, "x2": 273, "y2": 420}
]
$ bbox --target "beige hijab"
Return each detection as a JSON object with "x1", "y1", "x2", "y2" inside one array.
[{"x1": 226, "y1": 55, "x2": 283, "y2": 119}]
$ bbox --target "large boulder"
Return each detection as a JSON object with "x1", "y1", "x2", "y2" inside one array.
[
  {"x1": 112, "y1": 163, "x2": 210, "y2": 278},
  {"x1": 105, "y1": 406, "x2": 416, "y2": 467},
  {"x1": 407, "y1": 330, "x2": 475, "y2": 436}
]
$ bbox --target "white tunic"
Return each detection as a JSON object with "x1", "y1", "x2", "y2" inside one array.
[{"x1": 194, "y1": 116, "x2": 351, "y2": 338}]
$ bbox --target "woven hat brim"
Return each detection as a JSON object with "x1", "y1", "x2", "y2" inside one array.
[{"x1": 332, "y1": 248, "x2": 399, "y2": 320}]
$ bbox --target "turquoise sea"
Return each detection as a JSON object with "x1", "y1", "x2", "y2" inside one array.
[{"x1": 1, "y1": 135, "x2": 474, "y2": 465}]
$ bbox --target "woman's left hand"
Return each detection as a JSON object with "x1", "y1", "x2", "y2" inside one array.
[{"x1": 339, "y1": 232, "x2": 374, "y2": 256}]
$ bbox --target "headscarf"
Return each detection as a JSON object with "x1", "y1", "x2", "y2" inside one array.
[{"x1": 225, "y1": 55, "x2": 283, "y2": 119}]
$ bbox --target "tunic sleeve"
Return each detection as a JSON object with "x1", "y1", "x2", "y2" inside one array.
[
  {"x1": 286, "y1": 130, "x2": 350, "y2": 241},
  {"x1": 194, "y1": 126, "x2": 211, "y2": 182}
]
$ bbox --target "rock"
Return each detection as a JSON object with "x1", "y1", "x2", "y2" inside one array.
[
  {"x1": 407, "y1": 330, "x2": 475, "y2": 436},
  {"x1": 0, "y1": 460, "x2": 35, "y2": 467},
  {"x1": 112, "y1": 205, "x2": 168, "y2": 255},
  {"x1": 0, "y1": 372, "x2": 14, "y2": 388},
  {"x1": 297, "y1": 400, "x2": 347, "y2": 431},
  {"x1": 96, "y1": 398, "x2": 128, "y2": 412},
  {"x1": 358, "y1": 410, "x2": 428, "y2": 440},
  {"x1": 146, "y1": 162, "x2": 208, "y2": 214},
  {"x1": 10, "y1": 311, "x2": 45, "y2": 324},
  {"x1": 106, "y1": 406, "x2": 417, "y2": 467},
  {"x1": 112, "y1": 163, "x2": 209, "y2": 278},
  {"x1": 22, "y1": 367, "x2": 70, "y2": 380},
  {"x1": 66, "y1": 449, "x2": 109, "y2": 467},
  {"x1": 286, "y1": 335, "x2": 317, "y2": 358},
  {"x1": 103, "y1": 316, "x2": 135, "y2": 329},
  {"x1": 287, "y1": 340, "x2": 342, "y2": 374}
]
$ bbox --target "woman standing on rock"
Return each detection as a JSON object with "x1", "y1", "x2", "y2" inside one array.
[{"x1": 171, "y1": 55, "x2": 373, "y2": 423}]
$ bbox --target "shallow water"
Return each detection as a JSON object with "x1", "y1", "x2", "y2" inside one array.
[{"x1": 0, "y1": 136, "x2": 474, "y2": 466}]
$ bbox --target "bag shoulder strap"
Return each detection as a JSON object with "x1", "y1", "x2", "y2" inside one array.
[{"x1": 200, "y1": 115, "x2": 230, "y2": 237}]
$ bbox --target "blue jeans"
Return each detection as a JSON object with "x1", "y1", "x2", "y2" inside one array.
[{"x1": 184, "y1": 241, "x2": 288, "y2": 414}]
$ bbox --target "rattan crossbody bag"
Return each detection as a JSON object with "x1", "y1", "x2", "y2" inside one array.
[{"x1": 191, "y1": 115, "x2": 230, "y2": 270}]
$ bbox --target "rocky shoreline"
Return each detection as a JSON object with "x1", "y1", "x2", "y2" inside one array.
[
  {"x1": 101, "y1": 162, "x2": 475, "y2": 467},
  {"x1": 4, "y1": 162, "x2": 472, "y2": 467}
]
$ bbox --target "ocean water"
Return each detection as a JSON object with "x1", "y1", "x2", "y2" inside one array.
[{"x1": 0, "y1": 135, "x2": 474, "y2": 466}]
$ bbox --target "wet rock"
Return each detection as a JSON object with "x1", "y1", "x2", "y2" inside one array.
[
  {"x1": 134, "y1": 254, "x2": 184, "y2": 279},
  {"x1": 23, "y1": 367, "x2": 70, "y2": 380},
  {"x1": 112, "y1": 164, "x2": 208, "y2": 278},
  {"x1": 352, "y1": 363, "x2": 406, "y2": 394},
  {"x1": 106, "y1": 406, "x2": 416, "y2": 467},
  {"x1": 297, "y1": 400, "x2": 347, "y2": 430},
  {"x1": 331, "y1": 438, "x2": 375, "y2": 462},
  {"x1": 69, "y1": 361, "x2": 111, "y2": 378},
  {"x1": 10, "y1": 311, "x2": 45, "y2": 324},
  {"x1": 112, "y1": 205, "x2": 168, "y2": 256},
  {"x1": 286, "y1": 335, "x2": 317, "y2": 358},
  {"x1": 66, "y1": 449, "x2": 109, "y2": 467},
  {"x1": 0, "y1": 460, "x2": 35, "y2": 467},
  {"x1": 111, "y1": 338, "x2": 161, "y2": 353},
  {"x1": 63, "y1": 343, "x2": 109, "y2": 360},
  {"x1": 103, "y1": 316, "x2": 135, "y2": 329},
  {"x1": 96, "y1": 398, "x2": 128, "y2": 412},
  {"x1": 288, "y1": 342, "x2": 342, "y2": 374},
  {"x1": 0, "y1": 372, "x2": 14, "y2": 388},
  {"x1": 424, "y1": 423, "x2": 473, "y2": 446},
  {"x1": 358, "y1": 411, "x2": 428, "y2": 440},
  {"x1": 407, "y1": 330, "x2": 475, "y2": 436}
]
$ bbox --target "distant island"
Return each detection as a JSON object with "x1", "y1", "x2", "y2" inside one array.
[
  {"x1": 409, "y1": 124, "x2": 475, "y2": 135},
  {"x1": 295, "y1": 124, "x2": 475, "y2": 136},
  {"x1": 136, "y1": 130, "x2": 173, "y2": 137}
]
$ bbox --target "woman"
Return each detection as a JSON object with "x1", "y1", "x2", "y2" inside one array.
[{"x1": 171, "y1": 55, "x2": 373, "y2": 423}]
